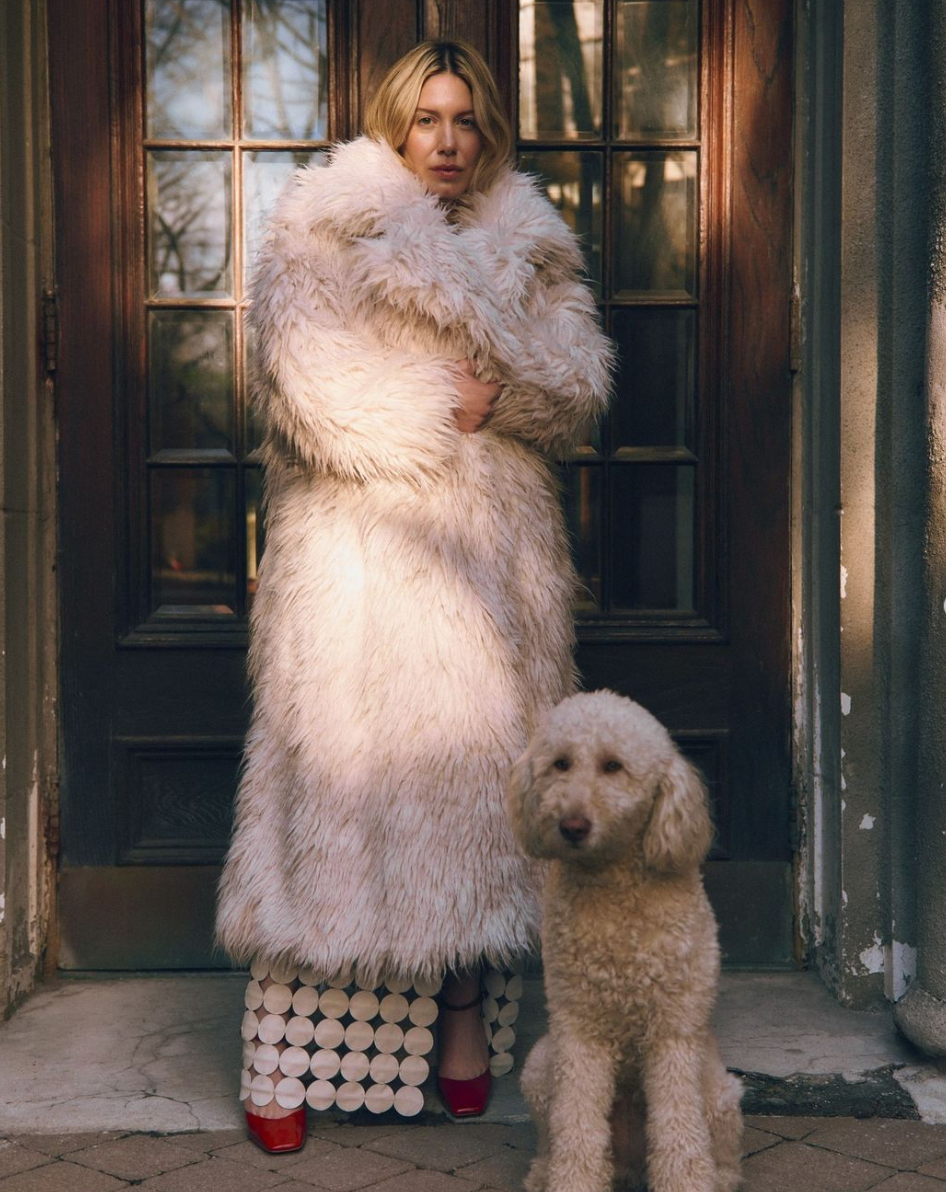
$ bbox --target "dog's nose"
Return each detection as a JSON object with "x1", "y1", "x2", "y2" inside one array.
[{"x1": 559, "y1": 815, "x2": 592, "y2": 845}]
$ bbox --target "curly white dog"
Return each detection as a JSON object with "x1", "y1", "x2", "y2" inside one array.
[{"x1": 510, "y1": 690, "x2": 743, "y2": 1192}]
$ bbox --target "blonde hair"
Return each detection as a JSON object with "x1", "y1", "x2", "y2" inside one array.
[{"x1": 363, "y1": 39, "x2": 513, "y2": 194}]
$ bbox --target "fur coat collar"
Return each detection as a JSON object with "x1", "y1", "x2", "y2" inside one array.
[{"x1": 266, "y1": 136, "x2": 594, "y2": 379}]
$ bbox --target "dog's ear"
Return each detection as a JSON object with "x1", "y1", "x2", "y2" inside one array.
[
  {"x1": 642, "y1": 752, "x2": 713, "y2": 874},
  {"x1": 506, "y1": 749, "x2": 537, "y2": 855}
]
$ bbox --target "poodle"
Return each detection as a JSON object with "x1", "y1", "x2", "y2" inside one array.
[{"x1": 509, "y1": 690, "x2": 743, "y2": 1192}]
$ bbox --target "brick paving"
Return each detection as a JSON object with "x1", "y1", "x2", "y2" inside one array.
[{"x1": 4, "y1": 1116, "x2": 946, "y2": 1189}]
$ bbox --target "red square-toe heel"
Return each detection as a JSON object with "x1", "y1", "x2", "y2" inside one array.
[
  {"x1": 245, "y1": 1107, "x2": 306, "y2": 1153},
  {"x1": 437, "y1": 1069, "x2": 492, "y2": 1117}
]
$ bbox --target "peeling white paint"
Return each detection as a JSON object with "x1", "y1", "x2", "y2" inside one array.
[
  {"x1": 841, "y1": 692, "x2": 852, "y2": 715},
  {"x1": 859, "y1": 934, "x2": 885, "y2": 974},
  {"x1": 0, "y1": 816, "x2": 4, "y2": 839},
  {"x1": 842, "y1": 889, "x2": 849, "y2": 905},
  {"x1": 0, "y1": 891, "x2": 5, "y2": 925},
  {"x1": 841, "y1": 564, "x2": 848, "y2": 598},
  {"x1": 841, "y1": 773, "x2": 847, "y2": 791},
  {"x1": 860, "y1": 814, "x2": 876, "y2": 830},
  {"x1": 841, "y1": 798, "x2": 847, "y2": 812},
  {"x1": 890, "y1": 941, "x2": 918, "y2": 1002}
]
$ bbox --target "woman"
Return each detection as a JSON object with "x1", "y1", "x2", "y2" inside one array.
[{"x1": 216, "y1": 38, "x2": 613, "y2": 1151}]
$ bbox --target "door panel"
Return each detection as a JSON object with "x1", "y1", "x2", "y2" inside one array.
[{"x1": 52, "y1": 0, "x2": 793, "y2": 969}]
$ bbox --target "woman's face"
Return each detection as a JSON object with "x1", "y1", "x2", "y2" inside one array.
[{"x1": 401, "y1": 72, "x2": 483, "y2": 200}]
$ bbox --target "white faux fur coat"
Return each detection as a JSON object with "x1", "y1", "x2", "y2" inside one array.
[{"x1": 215, "y1": 136, "x2": 613, "y2": 985}]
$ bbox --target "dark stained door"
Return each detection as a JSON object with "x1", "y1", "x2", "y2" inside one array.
[{"x1": 50, "y1": 0, "x2": 793, "y2": 968}]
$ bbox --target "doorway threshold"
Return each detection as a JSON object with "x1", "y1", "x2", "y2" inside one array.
[{"x1": 0, "y1": 971, "x2": 939, "y2": 1133}]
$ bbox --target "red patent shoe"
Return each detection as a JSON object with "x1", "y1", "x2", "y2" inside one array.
[
  {"x1": 437, "y1": 1068, "x2": 492, "y2": 1117},
  {"x1": 245, "y1": 1106, "x2": 306, "y2": 1153},
  {"x1": 437, "y1": 990, "x2": 493, "y2": 1117}
]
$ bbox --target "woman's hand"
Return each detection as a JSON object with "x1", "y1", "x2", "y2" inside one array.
[{"x1": 452, "y1": 358, "x2": 501, "y2": 433}]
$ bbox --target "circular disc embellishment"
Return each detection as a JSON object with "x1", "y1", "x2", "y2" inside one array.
[
  {"x1": 349, "y1": 990, "x2": 380, "y2": 1021},
  {"x1": 491, "y1": 1025, "x2": 516, "y2": 1053},
  {"x1": 328, "y1": 967, "x2": 353, "y2": 988},
  {"x1": 399, "y1": 1055, "x2": 429, "y2": 1087},
  {"x1": 292, "y1": 985, "x2": 319, "y2": 1017},
  {"x1": 306, "y1": 1079, "x2": 337, "y2": 1110},
  {"x1": 242, "y1": 1040, "x2": 257, "y2": 1069},
  {"x1": 239, "y1": 1069, "x2": 251, "y2": 1101},
  {"x1": 505, "y1": 974, "x2": 524, "y2": 1001},
  {"x1": 278, "y1": 1046, "x2": 310, "y2": 1078},
  {"x1": 490, "y1": 1051, "x2": 515, "y2": 1077},
  {"x1": 241, "y1": 1011, "x2": 260, "y2": 1042},
  {"x1": 365, "y1": 1083, "x2": 395, "y2": 1114},
  {"x1": 252, "y1": 1043, "x2": 280, "y2": 1076},
  {"x1": 482, "y1": 997, "x2": 500, "y2": 1024},
  {"x1": 249, "y1": 958, "x2": 270, "y2": 981},
  {"x1": 380, "y1": 993, "x2": 409, "y2": 1023},
  {"x1": 257, "y1": 1013, "x2": 287, "y2": 1045},
  {"x1": 297, "y1": 966, "x2": 322, "y2": 987},
  {"x1": 375, "y1": 1023, "x2": 405, "y2": 1054},
  {"x1": 414, "y1": 974, "x2": 443, "y2": 997},
  {"x1": 244, "y1": 980, "x2": 264, "y2": 1011},
  {"x1": 484, "y1": 970, "x2": 506, "y2": 999},
  {"x1": 319, "y1": 987, "x2": 349, "y2": 1019},
  {"x1": 345, "y1": 1020, "x2": 374, "y2": 1051},
  {"x1": 369, "y1": 1052, "x2": 399, "y2": 1083},
  {"x1": 385, "y1": 974, "x2": 413, "y2": 994},
  {"x1": 250, "y1": 1073, "x2": 275, "y2": 1106},
  {"x1": 314, "y1": 1017, "x2": 346, "y2": 1049},
  {"x1": 408, "y1": 996, "x2": 438, "y2": 1027},
  {"x1": 404, "y1": 1026, "x2": 434, "y2": 1056},
  {"x1": 340, "y1": 1051, "x2": 370, "y2": 1082},
  {"x1": 285, "y1": 1015, "x2": 315, "y2": 1047},
  {"x1": 394, "y1": 1085, "x2": 425, "y2": 1117},
  {"x1": 310, "y1": 1048, "x2": 342, "y2": 1080},
  {"x1": 262, "y1": 983, "x2": 293, "y2": 1014},
  {"x1": 336, "y1": 1081, "x2": 366, "y2": 1112},
  {"x1": 269, "y1": 960, "x2": 298, "y2": 985},
  {"x1": 498, "y1": 999, "x2": 520, "y2": 1027},
  {"x1": 274, "y1": 1076, "x2": 306, "y2": 1109}
]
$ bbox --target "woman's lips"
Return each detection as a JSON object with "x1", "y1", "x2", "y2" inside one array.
[{"x1": 432, "y1": 166, "x2": 461, "y2": 176}]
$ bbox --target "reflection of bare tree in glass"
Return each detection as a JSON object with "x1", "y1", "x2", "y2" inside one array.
[
  {"x1": 618, "y1": 1, "x2": 695, "y2": 137},
  {"x1": 245, "y1": 0, "x2": 327, "y2": 140},
  {"x1": 152, "y1": 155, "x2": 231, "y2": 295},
  {"x1": 147, "y1": 0, "x2": 230, "y2": 139},
  {"x1": 535, "y1": 3, "x2": 595, "y2": 137},
  {"x1": 152, "y1": 314, "x2": 232, "y2": 451}
]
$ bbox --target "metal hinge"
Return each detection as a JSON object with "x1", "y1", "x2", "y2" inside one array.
[
  {"x1": 789, "y1": 279, "x2": 802, "y2": 374},
  {"x1": 42, "y1": 287, "x2": 59, "y2": 374}
]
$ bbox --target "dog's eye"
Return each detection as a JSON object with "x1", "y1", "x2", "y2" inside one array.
[
  {"x1": 602, "y1": 759, "x2": 622, "y2": 773},
  {"x1": 553, "y1": 758, "x2": 570, "y2": 772}
]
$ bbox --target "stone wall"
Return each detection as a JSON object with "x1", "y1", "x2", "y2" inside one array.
[{"x1": 0, "y1": 0, "x2": 58, "y2": 1018}]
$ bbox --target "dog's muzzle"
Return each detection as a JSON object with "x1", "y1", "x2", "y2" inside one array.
[{"x1": 559, "y1": 815, "x2": 592, "y2": 845}]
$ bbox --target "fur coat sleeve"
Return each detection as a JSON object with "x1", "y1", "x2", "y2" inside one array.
[
  {"x1": 250, "y1": 139, "x2": 613, "y2": 478},
  {"x1": 249, "y1": 193, "x2": 464, "y2": 484}
]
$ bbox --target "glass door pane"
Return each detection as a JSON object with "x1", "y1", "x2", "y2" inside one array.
[{"x1": 138, "y1": 0, "x2": 328, "y2": 633}]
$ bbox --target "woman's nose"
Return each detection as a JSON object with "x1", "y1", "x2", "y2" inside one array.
[{"x1": 438, "y1": 125, "x2": 456, "y2": 153}]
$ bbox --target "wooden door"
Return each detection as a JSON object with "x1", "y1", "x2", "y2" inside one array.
[{"x1": 50, "y1": 0, "x2": 793, "y2": 968}]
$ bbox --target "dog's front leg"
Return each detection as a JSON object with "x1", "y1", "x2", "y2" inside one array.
[
  {"x1": 547, "y1": 1032, "x2": 617, "y2": 1192},
  {"x1": 643, "y1": 1035, "x2": 715, "y2": 1192}
]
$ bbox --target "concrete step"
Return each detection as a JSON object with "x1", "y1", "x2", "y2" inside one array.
[{"x1": 0, "y1": 971, "x2": 941, "y2": 1133}]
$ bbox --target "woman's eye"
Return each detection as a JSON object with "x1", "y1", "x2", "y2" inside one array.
[
  {"x1": 417, "y1": 116, "x2": 433, "y2": 126},
  {"x1": 553, "y1": 758, "x2": 570, "y2": 772},
  {"x1": 602, "y1": 760, "x2": 622, "y2": 773}
]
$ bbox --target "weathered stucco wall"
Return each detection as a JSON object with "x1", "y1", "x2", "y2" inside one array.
[
  {"x1": 893, "y1": 0, "x2": 946, "y2": 1052},
  {"x1": 0, "y1": 0, "x2": 58, "y2": 1018},
  {"x1": 799, "y1": 0, "x2": 930, "y2": 1010}
]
